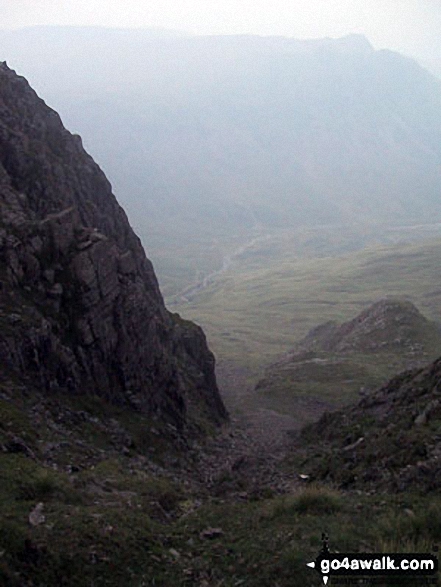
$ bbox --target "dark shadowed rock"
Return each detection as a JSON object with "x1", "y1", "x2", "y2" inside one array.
[{"x1": 0, "y1": 62, "x2": 227, "y2": 433}]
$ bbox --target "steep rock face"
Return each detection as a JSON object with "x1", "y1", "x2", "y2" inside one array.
[{"x1": 0, "y1": 62, "x2": 227, "y2": 430}]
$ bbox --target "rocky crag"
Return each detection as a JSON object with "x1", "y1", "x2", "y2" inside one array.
[
  {"x1": 0, "y1": 62, "x2": 227, "y2": 432},
  {"x1": 296, "y1": 356, "x2": 441, "y2": 493},
  {"x1": 255, "y1": 299, "x2": 441, "y2": 424},
  {"x1": 289, "y1": 299, "x2": 441, "y2": 356}
]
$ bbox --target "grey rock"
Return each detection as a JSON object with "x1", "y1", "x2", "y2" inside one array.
[
  {"x1": 200, "y1": 527, "x2": 224, "y2": 540},
  {"x1": 414, "y1": 399, "x2": 440, "y2": 426},
  {"x1": 29, "y1": 503, "x2": 45, "y2": 527},
  {"x1": 0, "y1": 63, "x2": 227, "y2": 434}
]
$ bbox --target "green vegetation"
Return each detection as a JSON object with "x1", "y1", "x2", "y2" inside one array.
[
  {"x1": 255, "y1": 297, "x2": 441, "y2": 420},
  {"x1": 292, "y1": 356, "x2": 441, "y2": 498},
  {"x1": 255, "y1": 351, "x2": 393, "y2": 412},
  {"x1": 271, "y1": 485, "x2": 343, "y2": 516},
  {"x1": 2, "y1": 374, "x2": 441, "y2": 586},
  {"x1": 173, "y1": 235, "x2": 441, "y2": 376},
  {"x1": 2, "y1": 450, "x2": 441, "y2": 587}
]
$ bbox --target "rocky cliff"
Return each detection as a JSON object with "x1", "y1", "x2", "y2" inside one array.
[{"x1": 0, "y1": 62, "x2": 227, "y2": 431}]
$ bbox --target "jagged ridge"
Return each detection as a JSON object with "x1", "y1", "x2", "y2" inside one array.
[{"x1": 295, "y1": 299, "x2": 441, "y2": 354}]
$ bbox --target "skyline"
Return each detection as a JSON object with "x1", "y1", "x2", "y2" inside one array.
[{"x1": 0, "y1": 0, "x2": 440, "y2": 71}]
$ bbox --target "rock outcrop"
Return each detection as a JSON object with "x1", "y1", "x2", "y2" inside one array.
[
  {"x1": 292, "y1": 299, "x2": 441, "y2": 355},
  {"x1": 0, "y1": 62, "x2": 227, "y2": 431},
  {"x1": 255, "y1": 299, "x2": 441, "y2": 426},
  {"x1": 298, "y1": 357, "x2": 441, "y2": 493}
]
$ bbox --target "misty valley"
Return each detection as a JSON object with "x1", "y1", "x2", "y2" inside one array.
[{"x1": 0, "y1": 26, "x2": 441, "y2": 587}]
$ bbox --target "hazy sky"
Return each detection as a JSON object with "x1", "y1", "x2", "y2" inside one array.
[{"x1": 1, "y1": 0, "x2": 440, "y2": 63}]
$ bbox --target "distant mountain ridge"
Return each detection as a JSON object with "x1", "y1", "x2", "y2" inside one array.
[{"x1": 0, "y1": 27, "x2": 440, "y2": 250}]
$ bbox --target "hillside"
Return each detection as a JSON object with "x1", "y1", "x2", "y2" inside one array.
[
  {"x1": 0, "y1": 60, "x2": 232, "y2": 586},
  {"x1": 295, "y1": 356, "x2": 441, "y2": 493},
  {"x1": 255, "y1": 300, "x2": 441, "y2": 424},
  {"x1": 1, "y1": 28, "x2": 441, "y2": 294},
  {"x1": 175, "y1": 235, "x2": 441, "y2": 371},
  {"x1": 2, "y1": 53, "x2": 441, "y2": 587}
]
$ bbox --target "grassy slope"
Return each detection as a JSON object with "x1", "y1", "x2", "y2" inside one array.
[
  {"x1": 2, "y1": 232, "x2": 441, "y2": 585},
  {"x1": 293, "y1": 358, "x2": 441, "y2": 493},
  {"x1": 172, "y1": 236, "x2": 441, "y2": 381},
  {"x1": 253, "y1": 352, "x2": 419, "y2": 425},
  {"x1": 1, "y1": 379, "x2": 441, "y2": 586},
  {"x1": 254, "y1": 299, "x2": 441, "y2": 422}
]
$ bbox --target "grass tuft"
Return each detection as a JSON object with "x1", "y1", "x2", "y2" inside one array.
[{"x1": 272, "y1": 485, "x2": 343, "y2": 518}]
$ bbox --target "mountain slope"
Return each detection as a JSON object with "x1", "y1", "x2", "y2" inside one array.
[
  {"x1": 296, "y1": 356, "x2": 441, "y2": 493},
  {"x1": 255, "y1": 299, "x2": 441, "y2": 424},
  {"x1": 287, "y1": 299, "x2": 441, "y2": 355},
  {"x1": 0, "y1": 61, "x2": 227, "y2": 432},
  {"x1": 174, "y1": 234, "x2": 441, "y2": 378},
  {"x1": 1, "y1": 28, "x2": 441, "y2": 292}
]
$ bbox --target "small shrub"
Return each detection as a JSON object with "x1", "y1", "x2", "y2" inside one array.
[{"x1": 142, "y1": 477, "x2": 182, "y2": 513}]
